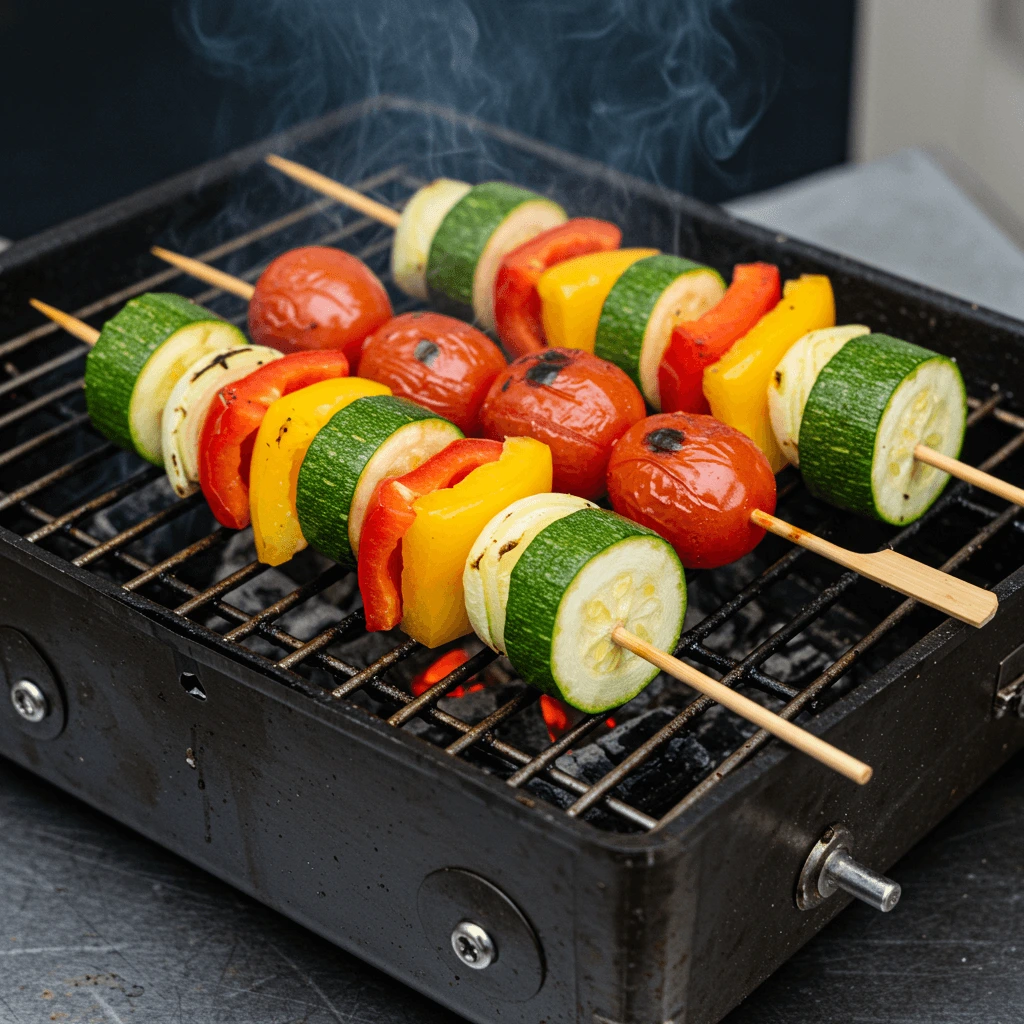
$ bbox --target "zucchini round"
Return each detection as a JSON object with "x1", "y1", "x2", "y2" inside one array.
[
  {"x1": 162, "y1": 344, "x2": 281, "y2": 497},
  {"x1": 296, "y1": 395, "x2": 462, "y2": 567},
  {"x1": 426, "y1": 182, "x2": 566, "y2": 331},
  {"x1": 503, "y1": 507, "x2": 686, "y2": 713},
  {"x1": 768, "y1": 324, "x2": 870, "y2": 467},
  {"x1": 464, "y1": 492, "x2": 596, "y2": 653},
  {"x1": 391, "y1": 178, "x2": 472, "y2": 300},
  {"x1": 85, "y1": 292, "x2": 246, "y2": 463},
  {"x1": 594, "y1": 254, "x2": 725, "y2": 409},
  {"x1": 799, "y1": 333, "x2": 967, "y2": 525}
]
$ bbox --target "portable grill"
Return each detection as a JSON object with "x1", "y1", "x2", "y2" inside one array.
[{"x1": 2, "y1": 96, "x2": 1024, "y2": 1024}]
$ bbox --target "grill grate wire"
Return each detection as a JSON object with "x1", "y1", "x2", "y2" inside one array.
[{"x1": 2, "y1": 166, "x2": 1023, "y2": 835}]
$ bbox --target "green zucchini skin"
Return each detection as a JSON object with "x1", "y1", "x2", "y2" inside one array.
[
  {"x1": 84, "y1": 293, "x2": 215, "y2": 454},
  {"x1": 799, "y1": 333, "x2": 966, "y2": 523},
  {"x1": 504, "y1": 507, "x2": 683, "y2": 707},
  {"x1": 593, "y1": 253, "x2": 723, "y2": 395},
  {"x1": 295, "y1": 395, "x2": 450, "y2": 567},
  {"x1": 425, "y1": 182, "x2": 556, "y2": 318}
]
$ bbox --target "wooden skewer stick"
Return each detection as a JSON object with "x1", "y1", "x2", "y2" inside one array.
[
  {"x1": 751, "y1": 508, "x2": 997, "y2": 628},
  {"x1": 611, "y1": 624, "x2": 872, "y2": 785},
  {"x1": 29, "y1": 299, "x2": 99, "y2": 345},
  {"x1": 264, "y1": 154, "x2": 403, "y2": 229},
  {"x1": 915, "y1": 444, "x2": 1024, "y2": 508},
  {"x1": 150, "y1": 246, "x2": 255, "y2": 301}
]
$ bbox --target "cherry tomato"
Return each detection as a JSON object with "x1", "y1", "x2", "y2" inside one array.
[
  {"x1": 606, "y1": 413, "x2": 776, "y2": 569},
  {"x1": 248, "y1": 246, "x2": 392, "y2": 367},
  {"x1": 479, "y1": 348, "x2": 645, "y2": 499},
  {"x1": 358, "y1": 312, "x2": 506, "y2": 435}
]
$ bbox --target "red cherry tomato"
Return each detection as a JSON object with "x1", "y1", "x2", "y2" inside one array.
[
  {"x1": 248, "y1": 246, "x2": 392, "y2": 367},
  {"x1": 358, "y1": 312, "x2": 506, "y2": 435},
  {"x1": 606, "y1": 413, "x2": 776, "y2": 569},
  {"x1": 479, "y1": 348, "x2": 645, "y2": 499}
]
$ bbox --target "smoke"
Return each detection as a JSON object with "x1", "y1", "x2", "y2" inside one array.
[{"x1": 175, "y1": 0, "x2": 783, "y2": 197}]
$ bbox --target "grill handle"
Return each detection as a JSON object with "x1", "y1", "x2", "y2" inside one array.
[
  {"x1": 820, "y1": 848, "x2": 901, "y2": 912},
  {"x1": 796, "y1": 823, "x2": 901, "y2": 913}
]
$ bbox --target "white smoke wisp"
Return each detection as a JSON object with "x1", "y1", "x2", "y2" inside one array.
[{"x1": 175, "y1": 0, "x2": 783, "y2": 196}]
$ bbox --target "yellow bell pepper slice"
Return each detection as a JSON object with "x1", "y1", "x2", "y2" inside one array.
[
  {"x1": 250, "y1": 376, "x2": 390, "y2": 565},
  {"x1": 703, "y1": 274, "x2": 834, "y2": 472},
  {"x1": 538, "y1": 248, "x2": 659, "y2": 352},
  {"x1": 400, "y1": 436, "x2": 553, "y2": 648}
]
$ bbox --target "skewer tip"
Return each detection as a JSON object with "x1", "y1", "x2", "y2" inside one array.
[{"x1": 28, "y1": 298, "x2": 101, "y2": 345}]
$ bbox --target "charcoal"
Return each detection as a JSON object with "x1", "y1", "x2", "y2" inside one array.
[
  {"x1": 555, "y1": 744, "x2": 616, "y2": 784},
  {"x1": 613, "y1": 733, "x2": 713, "y2": 814},
  {"x1": 691, "y1": 703, "x2": 757, "y2": 761},
  {"x1": 597, "y1": 707, "x2": 680, "y2": 763}
]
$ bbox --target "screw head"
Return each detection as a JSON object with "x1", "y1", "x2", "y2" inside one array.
[
  {"x1": 450, "y1": 920, "x2": 496, "y2": 970},
  {"x1": 10, "y1": 679, "x2": 48, "y2": 723}
]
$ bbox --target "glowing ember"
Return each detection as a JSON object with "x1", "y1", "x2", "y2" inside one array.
[
  {"x1": 410, "y1": 648, "x2": 482, "y2": 698},
  {"x1": 540, "y1": 694, "x2": 571, "y2": 742}
]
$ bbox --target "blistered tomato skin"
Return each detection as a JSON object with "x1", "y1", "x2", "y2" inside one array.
[
  {"x1": 249, "y1": 246, "x2": 392, "y2": 366},
  {"x1": 358, "y1": 312, "x2": 506, "y2": 435},
  {"x1": 606, "y1": 412, "x2": 777, "y2": 569},
  {"x1": 479, "y1": 347, "x2": 645, "y2": 499}
]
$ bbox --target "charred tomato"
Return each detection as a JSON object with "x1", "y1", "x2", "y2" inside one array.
[
  {"x1": 479, "y1": 347, "x2": 645, "y2": 499},
  {"x1": 358, "y1": 312, "x2": 506, "y2": 435},
  {"x1": 248, "y1": 246, "x2": 392, "y2": 366},
  {"x1": 606, "y1": 412, "x2": 776, "y2": 569}
]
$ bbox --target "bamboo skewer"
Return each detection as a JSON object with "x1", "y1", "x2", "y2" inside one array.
[
  {"x1": 611, "y1": 625, "x2": 872, "y2": 785},
  {"x1": 915, "y1": 444, "x2": 1024, "y2": 508},
  {"x1": 265, "y1": 154, "x2": 402, "y2": 229},
  {"x1": 150, "y1": 247, "x2": 255, "y2": 301},
  {"x1": 751, "y1": 508, "x2": 996, "y2": 627},
  {"x1": 29, "y1": 300, "x2": 99, "y2": 345}
]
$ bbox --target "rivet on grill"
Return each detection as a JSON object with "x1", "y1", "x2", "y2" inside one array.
[
  {"x1": 450, "y1": 921, "x2": 496, "y2": 970},
  {"x1": 10, "y1": 678, "x2": 48, "y2": 724}
]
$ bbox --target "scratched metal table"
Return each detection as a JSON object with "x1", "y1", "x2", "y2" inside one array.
[{"x1": 3, "y1": 149, "x2": 1024, "y2": 1024}]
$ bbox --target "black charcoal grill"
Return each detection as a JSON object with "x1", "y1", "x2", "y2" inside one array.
[{"x1": 2, "y1": 97, "x2": 1024, "y2": 1024}]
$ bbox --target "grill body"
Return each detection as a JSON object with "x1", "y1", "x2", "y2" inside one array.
[{"x1": 2, "y1": 98, "x2": 1024, "y2": 1024}]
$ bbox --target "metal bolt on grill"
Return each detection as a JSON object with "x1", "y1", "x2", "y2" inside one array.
[{"x1": 2, "y1": 163, "x2": 1023, "y2": 837}]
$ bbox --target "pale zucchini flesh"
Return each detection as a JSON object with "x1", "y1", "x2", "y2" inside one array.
[
  {"x1": 471, "y1": 199, "x2": 567, "y2": 333},
  {"x1": 503, "y1": 508, "x2": 686, "y2": 713},
  {"x1": 768, "y1": 324, "x2": 870, "y2": 467},
  {"x1": 348, "y1": 418, "x2": 463, "y2": 555},
  {"x1": 391, "y1": 178, "x2": 472, "y2": 300},
  {"x1": 638, "y1": 270, "x2": 726, "y2": 408},
  {"x1": 161, "y1": 345, "x2": 281, "y2": 496},
  {"x1": 130, "y1": 320, "x2": 249, "y2": 464}
]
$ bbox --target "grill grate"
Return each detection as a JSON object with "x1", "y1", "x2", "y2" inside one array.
[{"x1": 2, "y1": 164, "x2": 1023, "y2": 835}]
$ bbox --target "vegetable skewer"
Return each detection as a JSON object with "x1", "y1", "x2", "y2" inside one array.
[
  {"x1": 610, "y1": 625, "x2": 871, "y2": 784},
  {"x1": 30, "y1": 302, "x2": 1000, "y2": 628}
]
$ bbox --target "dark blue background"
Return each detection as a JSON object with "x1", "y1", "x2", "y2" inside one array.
[{"x1": 0, "y1": 0, "x2": 856, "y2": 240}]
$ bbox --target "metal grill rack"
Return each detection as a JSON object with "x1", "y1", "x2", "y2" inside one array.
[{"x1": 3, "y1": 161, "x2": 1024, "y2": 839}]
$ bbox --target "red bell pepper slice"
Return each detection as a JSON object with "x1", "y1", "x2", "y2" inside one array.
[
  {"x1": 198, "y1": 350, "x2": 349, "y2": 529},
  {"x1": 658, "y1": 263, "x2": 781, "y2": 415},
  {"x1": 494, "y1": 218, "x2": 621, "y2": 359},
  {"x1": 358, "y1": 438, "x2": 503, "y2": 632}
]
